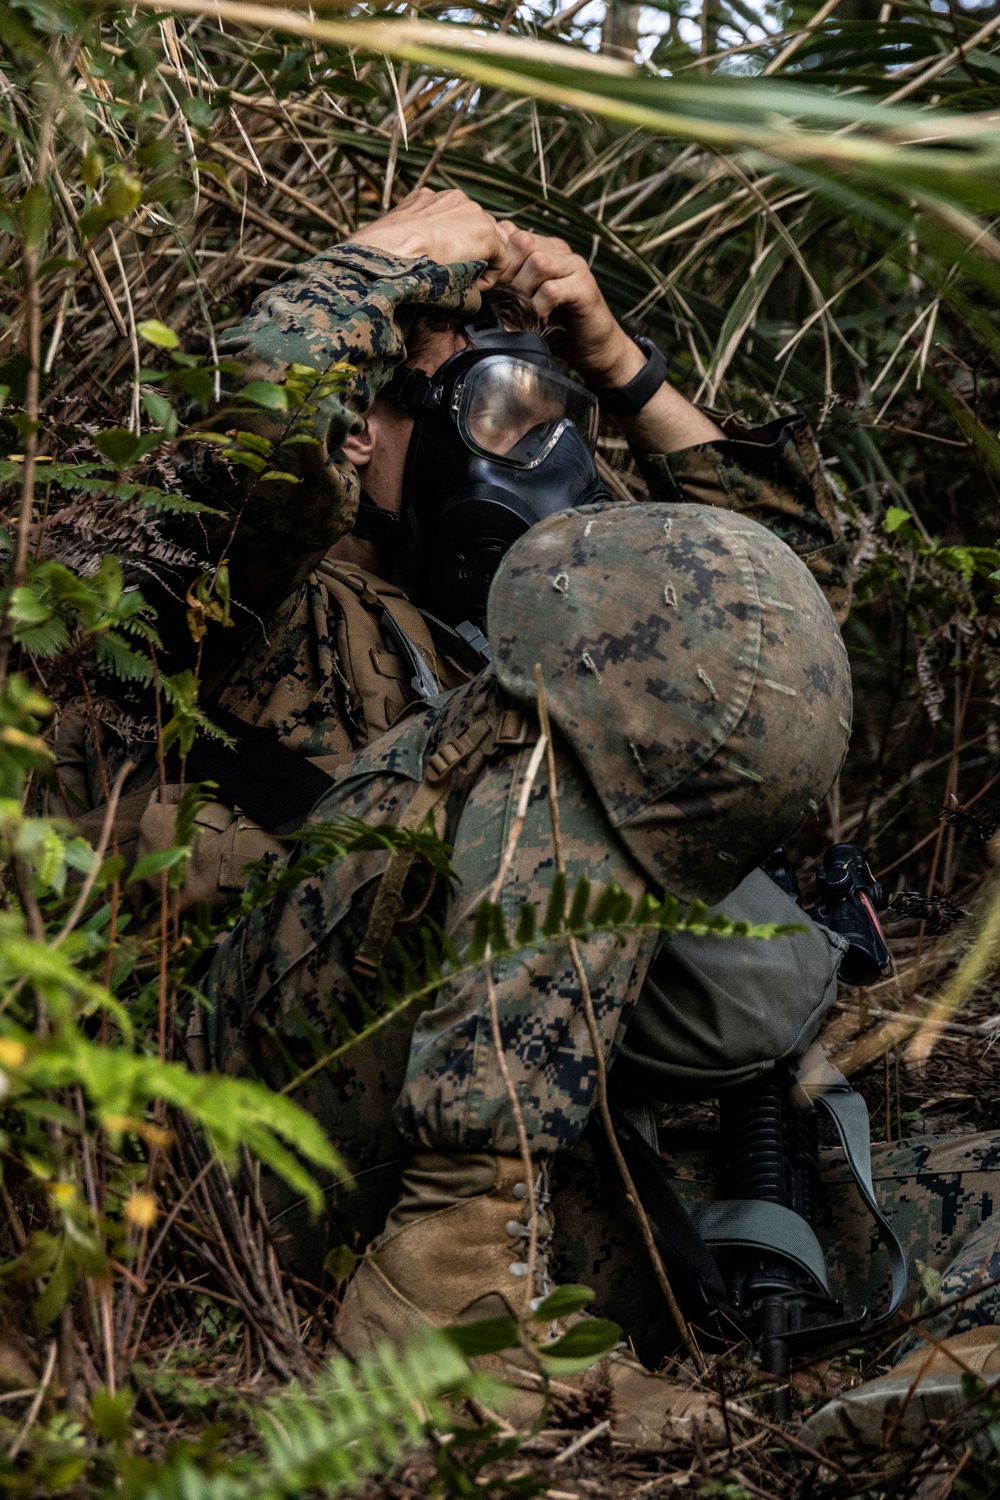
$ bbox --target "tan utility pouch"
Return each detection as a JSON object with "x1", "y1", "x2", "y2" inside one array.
[{"x1": 130, "y1": 786, "x2": 289, "y2": 924}]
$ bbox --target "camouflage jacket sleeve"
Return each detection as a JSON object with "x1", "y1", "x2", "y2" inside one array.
[
  {"x1": 178, "y1": 244, "x2": 483, "y2": 622},
  {"x1": 632, "y1": 414, "x2": 851, "y2": 624}
]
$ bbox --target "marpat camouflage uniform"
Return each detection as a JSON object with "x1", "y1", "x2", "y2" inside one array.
[{"x1": 204, "y1": 501, "x2": 851, "y2": 1259}]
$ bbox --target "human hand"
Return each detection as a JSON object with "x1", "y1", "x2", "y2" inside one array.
[
  {"x1": 349, "y1": 187, "x2": 510, "y2": 288},
  {"x1": 496, "y1": 225, "x2": 645, "y2": 389}
]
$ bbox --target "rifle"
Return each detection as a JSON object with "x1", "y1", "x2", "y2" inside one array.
[
  {"x1": 716, "y1": 844, "x2": 894, "y2": 1416},
  {"x1": 611, "y1": 843, "x2": 906, "y2": 1412}
]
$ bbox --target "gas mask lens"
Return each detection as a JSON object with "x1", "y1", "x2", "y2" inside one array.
[{"x1": 452, "y1": 356, "x2": 599, "y2": 468}]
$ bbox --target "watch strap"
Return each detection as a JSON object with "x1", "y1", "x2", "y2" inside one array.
[{"x1": 593, "y1": 337, "x2": 667, "y2": 416}]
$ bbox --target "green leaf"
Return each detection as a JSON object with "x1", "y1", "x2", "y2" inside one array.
[
  {"x1": 103, "y1": 172, "x2": 142, "y2": 222},
  {"x1": 37, "y1": 256, "x2": 83, "y2": 278},
  {"x1": 567, "y1": 877, "x2": 591, "y2": 931},
  {"x1": 333, "y1": 73, "x2": 378, "y2": 101},
  {"x1": 79, "y1": 147, "x2": 103, "y2": 189},
  {"x1": 539, "y1": 1318, "x2": 620, "y2": 1359},
  {"x1": 883, "y1": 505, "x2": 913, "y2": 534},
  {"x1": 543, "y1": 870, "x2": 567, "y2": 936},
  {"x1": 91, "y1": 1387, "x2": 134, "y2": 1445},
  {"x1": 444, "y1": 1314, "x2": 520, "y2": 1357},
  {"x1": 532, "y1": 1284, "x2": 595, "y2": 1321},
  {"x1": 514, "y1": 902, "x2": 536, "y2": 945},
  {"x1": 8, "y1": 584, "x2": 53, "y2": 627},
  {"x1": 94, "y1": 633, "x2": 154, "y2": 684},
  {"x1": 221, "y1": 447, "x2": 267, "y2": 472},
  {"x1": 182, "y1": 94, "x2": 215, "y2": 129},
  {"x1": 233, "y1": 429, "x2": 273, "y2": 456},
  {"x1": 92, "y1": 427, "x2": 161, "y2": 473},
  {"x1": 18, "y1": 185, "x2": 51, "y2": 249},
  {"x1": 467, "y1": 900, "x2": 493, "y2": 965},
  {"x1": 323, "y1": 1244, "x2": 358, "y2": 1282},
  {"x1": 137, "y1": 318, "x2": 179, "y2": 350},
  {"x1": 917, "y1": 1259, "x2": 942, "y2": 1301},
  {"x1": 240, "y1": 380, "x2": 289, "y2": 411},
  {"x1": 129, "y1": 845, "x2": 189, "y2": 884},
  {"x1": 34, "y1": 1246, "x2": 72, "y2": 1327}
]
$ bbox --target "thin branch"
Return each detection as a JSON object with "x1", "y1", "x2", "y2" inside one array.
[
  {"x1": 51, "y1": 760, "x2": 134, "y2": 948},
  {"x1": 532, "y1": 664, "x2": 707, "y2": 1375},
  {"x1": 483, "y1": 730, "x2": 549, "y2": 1319}
]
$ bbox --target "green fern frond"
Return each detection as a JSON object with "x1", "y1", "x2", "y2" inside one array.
[{"x1": 143, "y1": 1330, "x2": 497, "y2": 1499}]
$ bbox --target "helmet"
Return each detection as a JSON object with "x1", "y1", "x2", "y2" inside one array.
[{"x1": 488, "y1": 502, "x2": 852, "y2": 903}]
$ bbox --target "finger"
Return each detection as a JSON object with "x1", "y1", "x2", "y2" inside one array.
[
  {"x1": 530, "y1": 268, "x2": 593, "y2": 322},
  {"x1": 510, "y1": 248, "x2": 580, "y2": 298},
  {"x1": 494, "y1": 227, "x2": 536, "y2": 282},
  {"x1": 391, "y1": 185, "x2": 440, "y2": 213},
  {"x1": 433, "y1": 188, "x2": 476, "y2": 217}
]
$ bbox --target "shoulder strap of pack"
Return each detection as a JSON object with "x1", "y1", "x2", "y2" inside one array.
[
  {"x1": 318, "y1": 560, "x2": 442, "y2": 702},
  {"x1": 352, "y1": 688, "x2": 536, "y2": 981},
  {"x1": 801, "y1": 1067, "x2": 908, "y2": 1326}
]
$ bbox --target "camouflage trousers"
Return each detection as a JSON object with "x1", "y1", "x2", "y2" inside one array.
[{"x1": 550, "y1": 1129, "x2": 1000, "y2": 1368}]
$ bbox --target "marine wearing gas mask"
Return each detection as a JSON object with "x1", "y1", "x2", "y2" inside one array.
[
  {"x1": 352, "y1": 301, "x2": 674, "y2": 635},
  {"x1": 50, "y1": 195, "x2": 851, "y2": 930},
  {"x1": 381, "y1": 312, "x2": 612, "y2": 626}
]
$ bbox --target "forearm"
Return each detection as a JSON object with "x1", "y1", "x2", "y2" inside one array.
[
  {"x1": 618, "y1": 380, "x2": 724, "y2": 453},
  {"x1": 634, "y1": 413, "x2": 852, "y2": 624},
  {"x1": 176, "y1": 245, "x2": 483, "y2": 621},
  {"x1": 573, "y1": 325, "x2": 725, "y2": 453}
]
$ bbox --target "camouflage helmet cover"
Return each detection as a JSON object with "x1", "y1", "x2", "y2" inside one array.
[{"x1": 487, "y1": 501, "x2": 852, "y2": 904}]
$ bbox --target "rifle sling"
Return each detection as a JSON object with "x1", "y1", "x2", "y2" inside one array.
[
  {"x1": 609, "y1": 1102, "x2": 727, "y2": 1296},
  {"x1": 810, "y1": 1080, "x2": 908, "y2": 1326},
  {"x1": 185, "y1": 706, "x2": 337, "y2": 837}
]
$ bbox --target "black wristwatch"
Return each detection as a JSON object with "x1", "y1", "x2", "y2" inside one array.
[{"x1": 591, "y1": 336, "x2": 667, "y2": 417}]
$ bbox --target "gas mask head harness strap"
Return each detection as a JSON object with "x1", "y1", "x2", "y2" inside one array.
[{"x1": 358, "y1": 303, "x2": 611, "y2": 634}]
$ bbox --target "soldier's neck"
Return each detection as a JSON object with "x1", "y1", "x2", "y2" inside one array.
[{"x1": 327, "y1": 532, "x2": 387, "y2": 579}]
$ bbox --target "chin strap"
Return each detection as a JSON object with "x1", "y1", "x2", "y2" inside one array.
[{"x1": 352, "y1": 492, "x2": 402, "y2": 549}]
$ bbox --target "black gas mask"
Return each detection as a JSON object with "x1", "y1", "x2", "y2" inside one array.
[{"x1": 367, "y1": 317, "x2": 610, "y2": 630}]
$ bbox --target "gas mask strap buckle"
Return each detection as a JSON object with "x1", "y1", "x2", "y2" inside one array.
[
  {"x1": 384, "y1": 365, "x2": 442, "y2": 413},
  {"x1": 352, "y1": 493, "x2": 402, "y2": 548}
]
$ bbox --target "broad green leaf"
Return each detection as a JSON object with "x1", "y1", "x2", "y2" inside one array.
[
  {"x1": 18, "y1": 185, "x2": 51, "y2": 249},
  {"x1": 883, "y1": 506, "x2": 913, "y2": 534},
  {"x1": 240, "y1": 380, "x2": 289, "y2": 411},
  {"x1": 92, "y1": 427, "x2": 161, "y2": 473},
  {"x1": 137, "y1": 319, "x2": 180, "y2": 350},
  {"x1": 103, "y1": 171, "x2": 142, "y2": 221},
  {"x1": 532, "y1": 1284, "x2": 595, "y2": 1321},
  {"x1": 444, "y1": 1314, "x2": 520, "y2": 1357},
  {"x1": 182, "y1": 94, "x2": 214, "y2": 129},
  {"x1": 129, "y1": 845, "x2": 189, "y2": 884},
  {"x1": 538, "y1": 1318, "x2": 621, "y2": 1360},
  {"x1": 141, "y1": 390, "x2": 178, "y2": 437},
  {"x1": 90, "y1": 1387, "x2": 134, "y2": 1445},
  {"x1": 324, "y1": 1244, "x2": 358, "y2": 1282}
]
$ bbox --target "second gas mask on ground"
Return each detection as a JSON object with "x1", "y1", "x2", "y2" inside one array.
[{"x1": 374, "y1": 319, "x2": 611, "y2": 629}]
